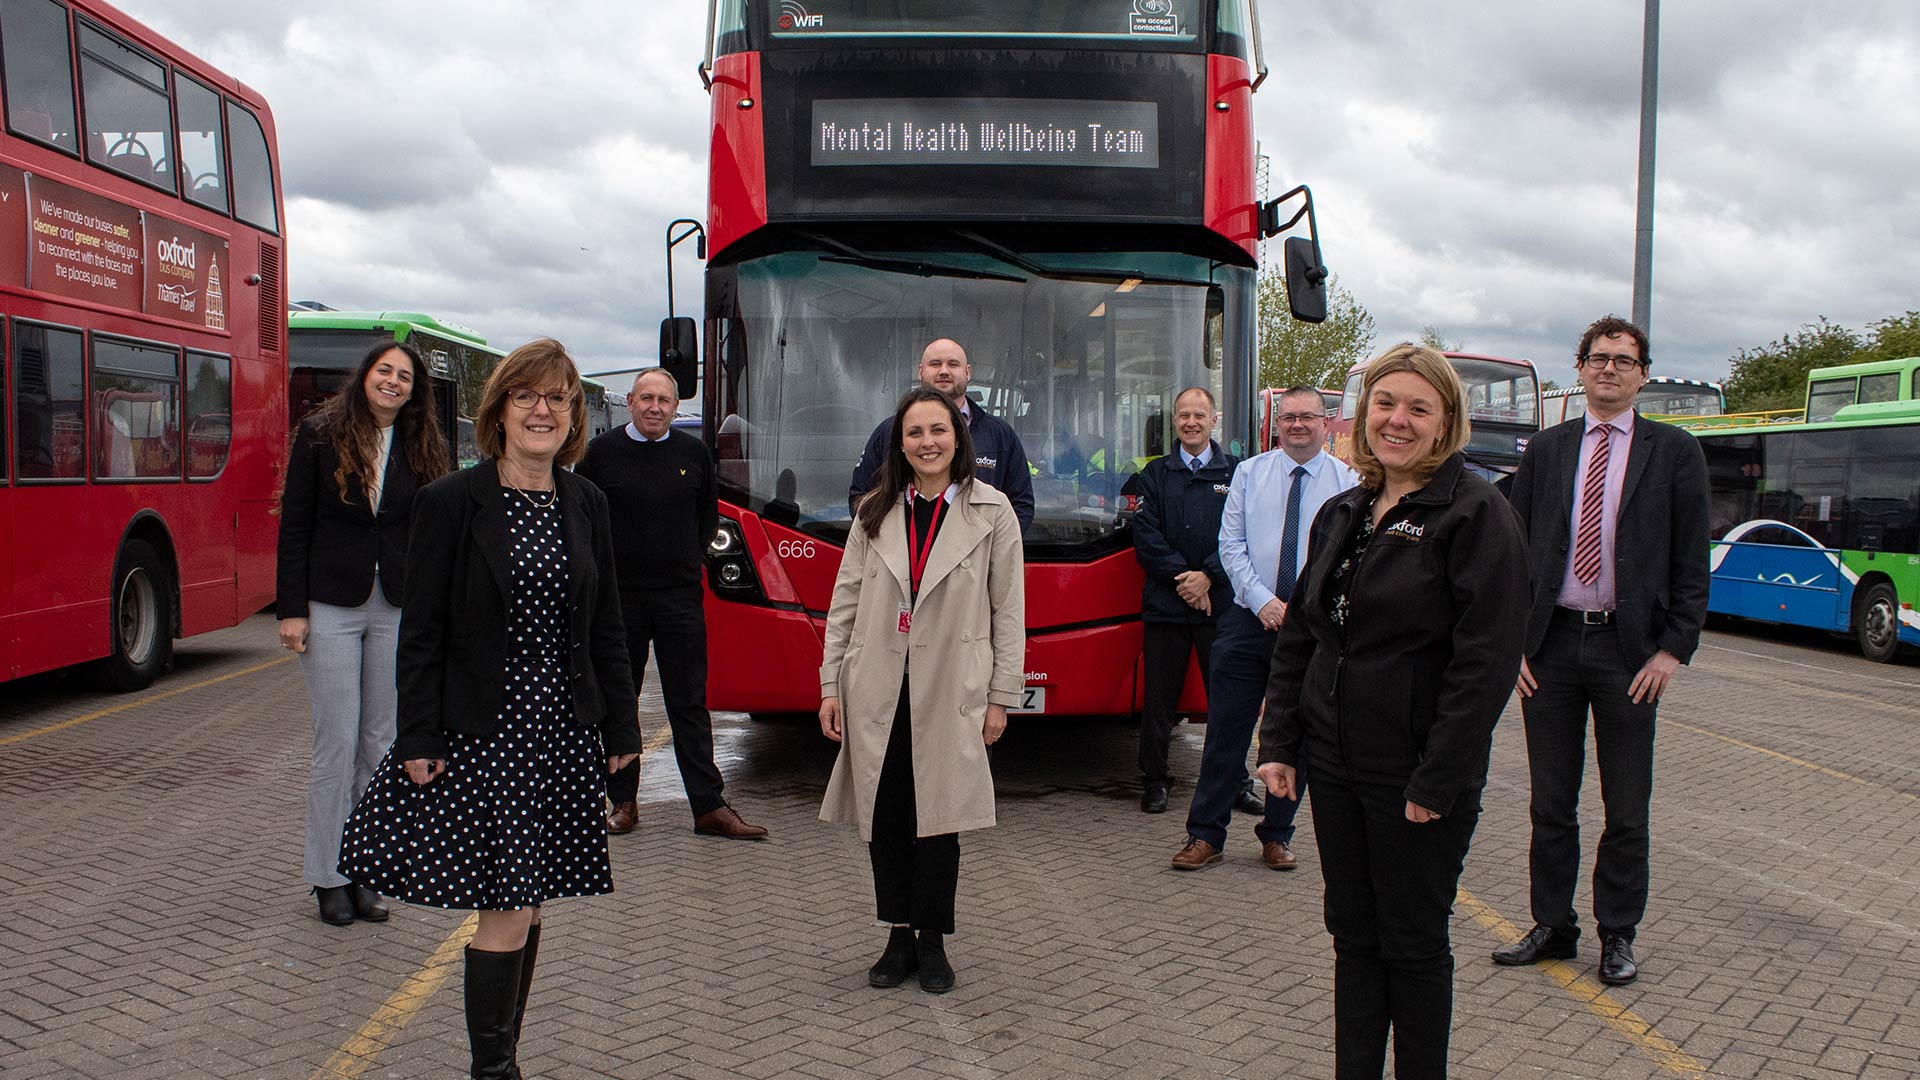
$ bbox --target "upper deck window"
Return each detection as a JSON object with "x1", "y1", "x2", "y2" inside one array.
[
  {"x1": 78, "y1": 17, "x2": 176, "y2": 193},
  {"x1": 1, "y1": 0, "x2": 79, "y2": 154},
  {"x1": 175, "y1": 72, "x2": 226, "y2": 213},
  {"x1": 766, "y1": 0, "x2": 1199, "y2": 43},
  {"x1": 226, "y1": 99, "x2": 277, "y2": 232}
]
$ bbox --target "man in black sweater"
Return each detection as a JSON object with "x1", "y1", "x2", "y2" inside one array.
[{"x1": 577, "y1": 368, "x2": 767, "y2": 840}]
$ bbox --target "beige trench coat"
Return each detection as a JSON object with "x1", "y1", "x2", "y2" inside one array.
[{"x1": 818, "y1": 482, "x2": 1026, "y2": 840}]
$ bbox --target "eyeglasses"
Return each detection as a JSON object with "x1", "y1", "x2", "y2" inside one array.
[
  {"x1": 1578, "y1": 353, "x2": 1645, "y2": 372},
  {"x1": 1277, "y1": 413, "x2": 1324, "y2": 425},
  {"x1": 507, "y1": 389, "x2": 575, "y2": 410}
]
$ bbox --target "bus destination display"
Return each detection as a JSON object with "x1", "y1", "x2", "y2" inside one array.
[{"x1": 812, "y1": 98, "x2": 1158, "y2": 168}]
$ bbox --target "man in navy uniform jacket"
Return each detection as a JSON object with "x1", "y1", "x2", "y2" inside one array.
[
  {"x1": 848, "y1": 338, "x2": 1034, "y2": 534},
  {"x1": 1130, "y1": 386, "x2": 1239, "y2": 813}
]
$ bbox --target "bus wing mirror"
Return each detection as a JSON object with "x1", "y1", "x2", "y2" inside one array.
[
  {"x1": 1284, "y1": 236, "x2": 1328, "y2": 324},
  {"x1": 660, "y1": 317, "x2": 699, "y2": 399}
]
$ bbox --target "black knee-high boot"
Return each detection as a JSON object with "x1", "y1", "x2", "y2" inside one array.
[
  {"x1": 464, "y1": 945, "x2": 525, "y2": 1080},
  {"x1": 512, "y1": 924, "x2": 541, "y2": 1044}
]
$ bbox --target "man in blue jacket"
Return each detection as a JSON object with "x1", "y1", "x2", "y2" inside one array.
[
  {"x1": 1131, "y1": 387, "x2": 1240, "y2": 813},
  {"x1": 847, "y1": 338, "x2": 1035, "y2": 533}
]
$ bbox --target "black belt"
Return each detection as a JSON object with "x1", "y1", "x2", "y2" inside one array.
[{"x1": 1553, "y1": 606, "x2": 1614, "y2": 626}]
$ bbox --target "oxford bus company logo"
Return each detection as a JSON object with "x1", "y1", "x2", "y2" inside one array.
[
  {"x1": 778, "y1": 1, "x2": 824, "y2": 29},
  {"x1": 1383, "y1": 519, "x2": 1426, "y2": 541}
]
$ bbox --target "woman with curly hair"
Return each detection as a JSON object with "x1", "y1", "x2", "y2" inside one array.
[{"x1": 275, "y1": 339, "x2": 449, "y2": 926}]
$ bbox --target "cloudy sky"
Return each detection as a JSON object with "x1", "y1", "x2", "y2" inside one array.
[{"x1": 131, "y1": 1, "x2": 1920, "y2": 384}]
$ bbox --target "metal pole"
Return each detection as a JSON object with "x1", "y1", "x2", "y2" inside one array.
[{"x1": 1631, "y1": 0, "x2": 1658, "y2": 335}]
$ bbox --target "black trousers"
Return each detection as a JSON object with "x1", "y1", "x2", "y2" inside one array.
[
  {"x1": 1520, "y1": 612, "x2": 1657, "y2": 938},
  {"x1": 604, "y1": 585, "x2": 725, "y2": 818},
  {"x1": 1138, "y1": 620, "x2": 1217, "y2": 783},
  {"x1": 1312, "y1": 773, "x2": 1479, "y2": 1080},
  {"x1": 869, "y1": 679, "x2": 960, "y2": 934}
]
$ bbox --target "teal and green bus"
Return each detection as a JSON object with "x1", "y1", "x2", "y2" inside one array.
[
  {"x1": 1692, "y1": 356, "x2": 1920, "y2": 662},
  {"x1": 288, "y1": 310, "x2": 504, "y2": 467}
]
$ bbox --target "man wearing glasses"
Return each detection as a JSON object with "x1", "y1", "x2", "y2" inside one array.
[
  {"x1": 1496, "y1": 315, "x2": 1710, "y2": 986},
  {"x1": 1170, "y1": 386, "x2": 1356, "y2": 872},
  {"x1": 577, "y1": 367, "x2": 769, "y2": 841}
]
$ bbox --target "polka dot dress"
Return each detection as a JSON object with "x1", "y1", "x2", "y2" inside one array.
[{"x1": 338, "y1": 489, "x2": 613, "y2": 909}]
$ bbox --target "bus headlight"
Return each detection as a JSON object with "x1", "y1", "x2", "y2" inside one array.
[{"x1": 704, "y1": 519, "x2": 763, "y2": 601}]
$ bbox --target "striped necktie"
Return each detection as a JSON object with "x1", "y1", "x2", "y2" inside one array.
[{"x1": 1572, "y1": 424, "x2": 1612, "y2": 586}]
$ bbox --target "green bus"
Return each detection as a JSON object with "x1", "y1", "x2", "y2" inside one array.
[
  {"x1": 1691, "y1": 356, "x2": 1920, "y2": 662},
  {"x1": 288, "y1": 310, "x2": 503, "y2": 467}
]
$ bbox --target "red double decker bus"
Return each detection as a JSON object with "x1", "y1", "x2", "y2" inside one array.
[
  {"x1": 0, "y1": 0, "x2": 285, "y2": 688},
  {"x1": 669, "y1": 1, "x2": 1325, "y2": 718}
]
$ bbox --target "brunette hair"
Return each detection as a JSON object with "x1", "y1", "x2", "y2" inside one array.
[
  {"x1": 474, "y1": 338, "x2": 589, "y2": 467},
  {"x1": 306, "y1": 340, "x2": 449, "y2": 505},
  {"x1": 1348, "y1": 343, "x2": 1471, "y2": 489},
  {"x1": 1576, "y1": 314, "x2": 1651, "y2": 369},
  {"x1": 853, "y1": 387, "x2": 976, "y2": 538}
]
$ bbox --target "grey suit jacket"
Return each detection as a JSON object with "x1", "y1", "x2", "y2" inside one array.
[{"x1": 1506, "y1": 411, "x2": 1712, "y2": 669}]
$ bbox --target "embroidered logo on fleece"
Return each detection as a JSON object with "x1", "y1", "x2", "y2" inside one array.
[{"x1": 1382, "y1": 520, "x2": 1425, "y2": 541}]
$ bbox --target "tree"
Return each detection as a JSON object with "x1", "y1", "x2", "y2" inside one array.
[
  {"x1": 1417, "y1": 326, "x2": 1459, "y2": 352},
  {"x1": 1860, "y1": 310, "x2": 1920, "y2": 364},
  {"x1": 1256, "y1": 269, "x2": 1376, "y2": 391},
  {"x1": 1721, "y1": 317, "x2": 1862, "y2": 413}
]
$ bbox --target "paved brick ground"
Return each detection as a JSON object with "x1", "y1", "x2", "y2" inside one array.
[{"x1": 2, "y1": 614, "x2": 1918, "y2": 1079}]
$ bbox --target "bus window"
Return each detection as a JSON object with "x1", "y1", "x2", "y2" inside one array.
[
  {"x1": 91, "y1": 338, "x2": 180, "y2": 481},
  {"x1": 226, "y1": 100, "x2": 278, "y2": 232},
  {"x1": 185, "y1": 351, "x2": 230, "y2": 478},
  {"x1": 13, "y1": 324, "x2": 85, "y2": 480},
  {"x1": 1806, "y1": 377, "x2": 1855, "y2": 423},
  {"x1": 1, "y1": 0, "x2": 78, "y2": 153},
  {"x1": 77, "y1": 18, "x2": 175, "y2": 193},
  {"x1": 174, "y1": 71, "x2": 226, "y2": 212},
  {"x1": 1860, "y1": 372, "x2": 1900, "y2": 405}
]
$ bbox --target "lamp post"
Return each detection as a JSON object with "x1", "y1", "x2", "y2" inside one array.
[{"x1": 1631, "y1": 0, "x2": 1659, "y2": 335}]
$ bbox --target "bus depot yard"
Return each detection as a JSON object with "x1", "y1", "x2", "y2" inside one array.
[{"x1": 4, "y1": 617, "x2": 1920, "y2": 1080}]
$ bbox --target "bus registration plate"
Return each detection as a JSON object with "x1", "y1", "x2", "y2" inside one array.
[{"x1": 1009, "y1": 687, "x2": 1046, "y2": 714}]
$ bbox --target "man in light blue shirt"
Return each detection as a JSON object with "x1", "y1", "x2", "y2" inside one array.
[{"x1": 1170, "y1": 387, "x2": 1358, "y2": 871}]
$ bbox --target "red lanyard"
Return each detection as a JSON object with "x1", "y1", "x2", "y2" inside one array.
[{"x1": 906, "y1": 491, "x2": 946, "y2": 596}]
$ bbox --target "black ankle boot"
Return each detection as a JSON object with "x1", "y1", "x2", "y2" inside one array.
[
  {"x1": 867, "y1": 926, "x2": 917, "y2": 988},
  {"x1": 464, "y1": 945, "x2": 525, "y2": 1079},
  {"x1": 916, "y1": 931, "x2": 954, "y2": 994},
  {"x1": 512, "y1": 924, "x2": 541, "y2": 1043}
]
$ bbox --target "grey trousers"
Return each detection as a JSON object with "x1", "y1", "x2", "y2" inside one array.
[{"x1": 299, "y1": 593, "x2": 400, "y2": 888}]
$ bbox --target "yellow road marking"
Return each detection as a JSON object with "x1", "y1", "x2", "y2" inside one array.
[
  {"x1": 1458, "y1": 890, "x2": 1708, "y2": 1077},
  {"x1": 0, "y1": 655, "x2": 296, "y2": 748},
  {"x1": 309, "y1": 913, "x2": 479, "y2": 1080},
  {"x1": 313, "y1": 720, "x2": 674, "y2": 1076},
  {"x1": 1668, "y1": 720, "x2": 1919, "y2": 802}
]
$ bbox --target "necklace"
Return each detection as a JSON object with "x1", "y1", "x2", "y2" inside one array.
[{"x1": 504, "y1": 479, "x2": 558, "y2": 509}]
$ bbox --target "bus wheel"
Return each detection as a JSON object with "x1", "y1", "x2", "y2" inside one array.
[
  {"x1": 100, "y1": 540, "x2": 174, "y2": 691},
  {"x1": 1855, "y1": 582, "x2": 1901, "y2": 664}
]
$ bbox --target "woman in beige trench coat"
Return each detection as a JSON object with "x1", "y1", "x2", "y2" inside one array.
[{"x1": 819, "y1": 387, "x2": 1026, "y2": 994}]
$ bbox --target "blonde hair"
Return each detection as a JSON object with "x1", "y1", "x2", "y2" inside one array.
[
  {"x1": 474, "y1": 338, "x2": 589, "y2": 467},
  {"x1": 1348, "y1": 343, "x2": 1471, "y2": 489}
]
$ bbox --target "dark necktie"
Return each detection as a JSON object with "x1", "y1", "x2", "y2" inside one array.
[
  {"x1": 1573, "y1": 425, "x2": 1611, "y2": 586},
  {"x1": 1275, "y1": 465, "x2": 1308, "y2": 603}
]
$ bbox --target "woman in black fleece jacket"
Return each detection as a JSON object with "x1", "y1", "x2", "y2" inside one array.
[{"x1": 1256, "y1": 344, "x2": 1529, "y2": 1080}]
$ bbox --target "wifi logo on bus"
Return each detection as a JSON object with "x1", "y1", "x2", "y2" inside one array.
[{"x1": 778, "y1": 1, "x2": 824, "y2": 29}]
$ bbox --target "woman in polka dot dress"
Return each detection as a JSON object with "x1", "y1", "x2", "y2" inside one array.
[{"x1": 338, "y1": 339, "x2": 640, "y2": 1080}]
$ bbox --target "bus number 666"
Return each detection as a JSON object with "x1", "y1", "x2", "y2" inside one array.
[{"x1": 776, "y1": 540, "x2": 818, "y2": 559}]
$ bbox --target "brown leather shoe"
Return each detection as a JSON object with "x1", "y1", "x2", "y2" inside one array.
[
  {"x1": 693, "y1": 804, "x2": 769, "y2": 840},
  {"x1": 1170, "y1": 837, "x2": 1223, "y2": 871},
  {"x1": 1262, "y1": 841, "x2": 1298, "y2": 870},
  {"x1": 605, "y1": 801, "x2": 638, "y2": 835}
]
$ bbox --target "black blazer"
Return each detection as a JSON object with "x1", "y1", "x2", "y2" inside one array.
[
  {"x1": 391, "y1": 460, "x2": 639, "y2": 763},
  {"x1": 1507, "y1": 412, "x2": 1712, "y2": 669},
  {"x1": 275, "y1": 419, "x2": 421, "y2": 618}
]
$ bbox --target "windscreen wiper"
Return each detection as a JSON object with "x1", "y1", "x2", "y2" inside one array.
[
  {"x1": 949, "y1": 230, "x2": 1214, "y2": 289},
  {"x1": 807, "y1": 232, "x2": 1026, "y2": 284}
]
